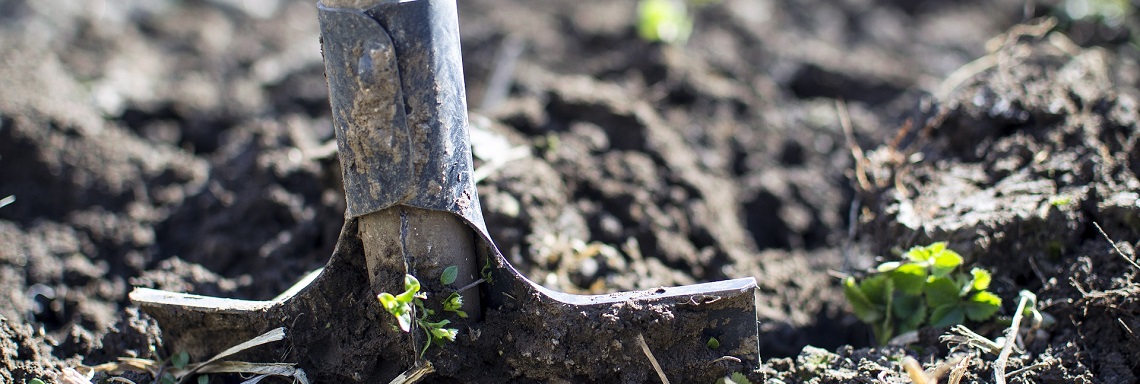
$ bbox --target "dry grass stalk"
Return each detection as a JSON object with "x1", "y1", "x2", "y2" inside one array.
[{"x1": 637, "y1": 333, "x2": 670, "y2": 384}]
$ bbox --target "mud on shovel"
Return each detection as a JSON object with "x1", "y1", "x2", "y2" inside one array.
[{"x1": 130, "y1": 0, "x2": 759, "y2": 381}]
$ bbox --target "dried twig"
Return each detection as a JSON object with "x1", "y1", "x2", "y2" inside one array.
[
  {"x1": 902, "y1": 356, "x2": 931, "y2": 384},
  {"x1": 941, "y1": 324, "x2": 1003, "y2": 354},
  {"x1": 947, "y1": 354, "x2": 972, "y2": 384},
  {"x1": 1005, "y1": 359, "x2": 1050, "y2": 379},
  {"x1": 836, "y1": 99, "x2": 871, "y2": 192},
  {"x1": 927, "y1": 354, "x2": 966, "y2": 383},
  {"x1": 178, "y1": 327, "x2": 290, "y2": 383},
  {"x1": 455, "y1": 277, "x2": 486, "y2": 293},
  {"x1": 995, "y1": 291, "x2": 1034, "y2": 384},
  {"x1": 1093, "y1": 221, "x2": 1140, "y2": 270},
  {"x1": 388, "y1": 361, "x2": 435, "y2": 384},
  {"x1": 637, "y1": 333, "x2": 670, "y2": 384}
]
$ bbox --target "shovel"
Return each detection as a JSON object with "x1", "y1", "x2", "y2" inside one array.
[{"x1": 130, "y1": 0, "x2": 759, "y2": 381}]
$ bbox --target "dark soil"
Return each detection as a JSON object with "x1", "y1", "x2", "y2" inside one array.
[{"x1": 1, "y1": 0, "x2": 1138, "y2": 383}]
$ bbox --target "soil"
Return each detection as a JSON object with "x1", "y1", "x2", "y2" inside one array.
[{"x1": 1, "y1": 0, "x2": 1138, "y2": 383}]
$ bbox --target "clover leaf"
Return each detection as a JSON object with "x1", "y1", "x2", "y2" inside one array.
[{"x1": 844, "y1": 243, "x2": 1003, "y2": 345}]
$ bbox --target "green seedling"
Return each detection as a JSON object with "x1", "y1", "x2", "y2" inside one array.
[
  {"x1": 844, "y1": 242, "x2": 1002, "y2": 345},
  {"x1": 157, "y1": 351, "x2": 193, "y2": 384},
  {"x1": 480, "y1": 256, "x2": 494, "y2": 284},
  {"x1": 706, "y1": 336, "x2": 720, "y2": 349},
  {"x1": 637, "y1": 0, "x2": 692, "y2": 44},
  {"x1": 1048, "y1": 195, "x2": 1073, "y2": 207},
  {"x1": 378, "y1": 275, "x2": 420, "y2": 333},
  {"x1": 378, "y1": 271, "x2": 465, "y2": 357},
  {"x1": 28, "y1": 379, "x2": 46, "y2": 384},
  {"x1": 172, "y1": 350, "x2": 190, "y2": 370},
  {"x1": 442, "y1": 292, "x2": 467, "y2": 318},
  {"x1": 716, "y1": 372, "x2": 753, "y2": 384}
]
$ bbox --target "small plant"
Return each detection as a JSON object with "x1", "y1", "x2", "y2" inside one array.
[
  {"x1": 1048, "y1": 195, "x2": 1073, "y2": 207},
  {"x1": 637, "y1": 0, "x2": 692, "y2": 44},
  {"x1": 378, "y1": 267, "x2": 468, "y2": 358},
  {"x1": 844, "y1": 242, "x2": 1002, "y2": 345},
  {"x1": 716, "y1": 372, "x2": 753, "y2": 384},
  {"x1": 480, "y1": 257, "x2": 494, "y2": 284},
  {"x1": 154, "y1": 351, "x2": 193, "y2": 384}
]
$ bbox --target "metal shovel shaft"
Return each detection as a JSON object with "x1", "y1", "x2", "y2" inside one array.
[{"x1": 318, "y1": 0, "x2": 482, "y2": 316}]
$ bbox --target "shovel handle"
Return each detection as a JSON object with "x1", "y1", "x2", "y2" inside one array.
[{"x1": 318, "y1": 0, "x2": 482, "y2": 318}]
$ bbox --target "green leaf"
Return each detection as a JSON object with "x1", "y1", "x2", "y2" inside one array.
[
  {"x1": 380, "y1": 292, "x2": 414, "y2": 332},
  {"x1": 891, "y1": 263, "x2": 928, "y2": 295},
  {"x1": 928, "y1": 304, "x2": 965, "y2": 328},
  {"x1": 860, "y1": 274, "x2": 891, "y2": 304},
  {"x1": 892, "y1": 293, "x2": 926, "y2": 328},
  {"x1": 970, "y1": 268, "x2": 992, "y2": 291},
  {"x1": 931, "y1": 248, "x2": 963, "y2": 277},
  {"x1": 876, "y1": 261, "x2": 901, "y2": 272},
  {"x1": 843, "y1": 277, "x2": 883, "y2": 323},
  {"x1": 29, "y1": 379, "x2": 46, "y2": 384},
  {"x1": 707, "y1": 337, "x2": 720, "y2": 349},
  {"x1": 405, "y1": 274, "x2": 421, "y2": 293},
  {"x1": 396, "y1": 275, "x2": 420, "y2": 303},
  {"x1": 924, "y1": 276, "x2": 962, "y2": 309},
  {"x1": 160, "y1": 373, "x2": 176, "y2": 384},
  {"x1": 378, "y1": 292, "x2": 399, "y2": 312},
  {"x1": 198, "y1": 375, "x2": 209, "y2": 384},
  {"x1": 172, "y1": 350, "x2": 190, "y2": 370},
  {"x1": 424, "y1": 318, "x2": 458, "y2": 345},
  {"x1": 441, "y1": 266, "x2": 459, "y2": 286},
  {"x1": 904, "y1": 243, "x2": 938, "y2": 263},
  {"x1": 964, "y1": 291, "x2": 1002, "y2": 321},
  {"x1": 443, "y1": 292, "x2": 463, "y2": 311},
  {"x1": 394, "y1": 309, "x2": 413, "y2": 333}
]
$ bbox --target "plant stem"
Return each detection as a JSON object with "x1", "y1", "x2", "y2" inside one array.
[
  {"x1": 994, "y1": 292, "x2": 1031, "y2": 384},
  {"x1": 456, "y1": 278, "x2": 485, "y2": 294}
]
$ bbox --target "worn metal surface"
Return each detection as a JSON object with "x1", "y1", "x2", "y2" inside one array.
[{"x1": 321, "y1": 0, "x2": 483, "y2": 230}]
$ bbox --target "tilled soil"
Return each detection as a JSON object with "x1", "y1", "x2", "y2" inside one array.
[{"x1": 1, "y1": 0, "x2": 1138, "y2": 383}]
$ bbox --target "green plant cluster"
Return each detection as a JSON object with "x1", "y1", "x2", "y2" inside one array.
[
  {"x1": 844, "y1": 242, "x2": 1002, "y2": 345},
  {"x1": 378, "y1": 266, "x2": 467, "y2": 357}
]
